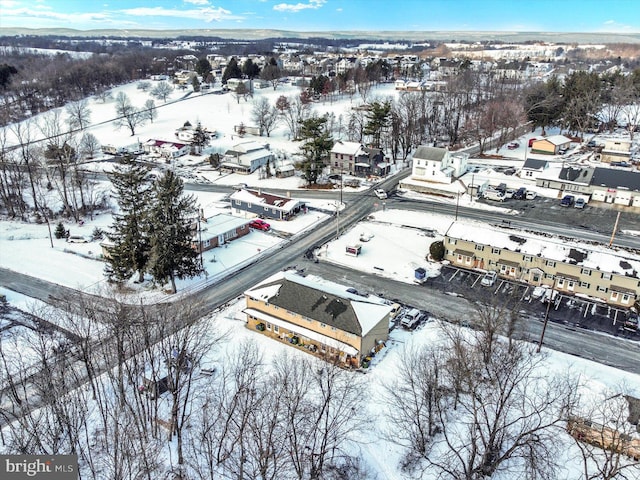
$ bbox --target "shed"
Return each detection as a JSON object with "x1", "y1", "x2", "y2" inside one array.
[{"x1": 531, "y1": 135, "x2": 571, "y2": 155}]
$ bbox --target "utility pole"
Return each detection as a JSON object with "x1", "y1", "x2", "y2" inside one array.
[
  {"x1": 537, "y1": 277, "x2": 557, "y2": 353},
  {"x1": 609, "y1": 211, "x2": 621, "y2": 247}
]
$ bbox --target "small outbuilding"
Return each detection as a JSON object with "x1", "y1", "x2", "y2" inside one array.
[{"x1": 530, "y1": 135, "x2": 571, "y2": 155}]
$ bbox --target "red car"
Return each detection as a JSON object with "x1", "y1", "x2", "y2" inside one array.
[
  {"x1": 507, "y1": 142, "x2": 519, "y2": 150},
  {"x1": 249, "y1": 219, "x2": 270, "y2": 231}
]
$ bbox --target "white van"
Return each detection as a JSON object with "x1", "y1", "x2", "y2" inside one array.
[
  {"x1": 483, "y1": 189, "x2": 505, "y2": 202},
  {"x1": 401, "y1": 308, "x2": 421, "y2": 329}
]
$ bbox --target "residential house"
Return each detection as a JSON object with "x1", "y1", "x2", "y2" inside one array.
[
  {"x1": 243, "y1": 270, "x2": 392, "y2": 367},
  {"x1": 220, "y1": 141, "x2": 274, "y2": 174},
  {"x1": 229, "y1": 188, "x2": 306, "y2": 221},
  {"x1": 531, "y1": 135, "x2": 572, "y2": 155},
  {"x1": 193, "y1": 213, "x2": 251, "y2": 253},
  {"x1": 330, "y1": 141, "x2": 366, "y2": 175},
  {"x1": 600, "y1": 139, "x2": 632, "y2": 164},
  {"x1": 521, "y1": 158, "x2": 549, "y2": 179},
  {"x1": 409, "y1": 146, "x2": 469, "y2": 184},
  {"x1": 444, "y1": 221, "x2": 639, "y2": 309},
  {"x1": 174, "y1": 121, "x2": 215, "y2": 143},
  {"x1": 144, "y1": 139, "x2": 190, "y2": 159}
]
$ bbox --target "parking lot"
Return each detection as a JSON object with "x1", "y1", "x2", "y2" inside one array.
[{"x1": 420, "y1": 265, "x2": 637, "y2": 339}]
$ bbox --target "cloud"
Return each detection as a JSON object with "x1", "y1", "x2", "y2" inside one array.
[
  {"x1": 0, "y1": 5, "x2": 111, "y2": 24},
  {"x1": 119, "y1": 6, "x2": 240, "y2": 23},
  {"x1": 273, "y1": 0, "x2": 326, "y2": 13},
  {"x1": 183, "y1": 0, "x2": 209, "y2": 5}
]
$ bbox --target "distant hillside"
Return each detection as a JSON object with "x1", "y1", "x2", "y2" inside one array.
[{"x1": 1, "y1": 27, "x2": 640, "y2": 44}]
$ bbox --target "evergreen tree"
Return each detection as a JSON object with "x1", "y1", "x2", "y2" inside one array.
[
  {"x1": 222, "y1": 57, "x2": 242, "y2": 84},
  {"x1": 242, "y1": 58, "x2": 261, "y2": 79},
  {"x1": 195, "y1": 57, "x2": 212, "y2": 78},
  {"x1": 147, "y1": 171, "x2": 202, "y2": 293},
  {"x1": 299, "y1": 116, "x2": 334, "y2": 185},
  {"x1": 54, "y1": 222, "x2": 67, "y2": 239},
  {"x1": 363, "y1": 101, "x2": 391, "y2": 149},
  {"x1": 105, "y1": 158, "x2": 152, "y2": 284}
]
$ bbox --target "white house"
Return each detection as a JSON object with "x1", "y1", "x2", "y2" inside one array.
[
  {"x1": 521, "y1": 158, "x2": 549, "y2": 179},
  {"x1": 410, "y1": 146, "x2": 468, "y2": 184},
  {"x1": 144, "y1": 139, "x2": 190, "y2": 159},
  {"x1": 220, "y1": 141, "x2": 274, "y2": 174}
]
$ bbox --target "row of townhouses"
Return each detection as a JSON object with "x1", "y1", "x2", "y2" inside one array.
[{"x1": 444, "y1": 221, "x2": 639, "y2": 309}]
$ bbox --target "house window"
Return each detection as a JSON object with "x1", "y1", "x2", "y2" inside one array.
[
  {"x1": 581, "y1": 268, "x2": 591, "y2": 276},
  {"x1": 320, "y1": 323, "x2": 326, "y2": 328},
  {"x1": 492, "y1": 248, "x2": 501, "y2": 254},
  {"x1": 545, "y1": 273, "x2": 555, "y2": 279},
  {"x1": 610, "y1": 291, "x2": 619, "y2": 301},
  {"x1": 234, "y1": 200, "x2": 241, "y2": 205},
  {"x1": 523, "y1": 255, "x2": 533, "y2": 262},
  {"x1": 274, "y1": 325, "x2": 279, "y2": 333},
  {"x1": 596, "y1": 286, "x2": 608, "y2": 292},
  {"x1": 203, "y1": 239, "x2": 210, "y2": 247},
  {"x1": 266, "y1": 323, "x2": 271, "y2": 331},
  {"x1": 601, "y1": 273, "x2": 612, "y2": 280},
  {"x1": 557, "y1": 278, "x2": 565, "y2": 288},
  {"x1": 622, "y1": 294, "x2": 630, "y2": 304},
  {"x1": 247, "y1": 203, "x2": 252, "y2": 208},
  {"x1": 580, "y1": 282, "x2": 590, "y2": 289},
  {"x1": 475, "y1": 245, "x2": 484, "y2": 251},
  {"x1": 568, "y1": 281, "x2": 576, "y2": 291},
  {"x1": 331, "y1": 326, "x2": 336, "y2": 331},
  {"x1": 546, "y1": 260, "x2": 556, "y2": 267},
  {"x1": 449, "y1": 238, "x2": 457, "y2": 245}
]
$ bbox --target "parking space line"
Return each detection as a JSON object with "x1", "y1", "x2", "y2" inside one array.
[
  {"x1": 471, "y1": 274, "x2": 482, "y2": 287},
  {"x1": 520, "y1": 286, "x2": 530, "y2": 302},
  {"x1": 449, "y1": 269, "x2": 460, "y2": 282},
  {"x1": 493, "y1": 280, "x2": 505, "y2": 295}
]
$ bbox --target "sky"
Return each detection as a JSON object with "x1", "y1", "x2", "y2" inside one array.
[{"x1": 0, "y1": 0, "x2": 639, "y2": 33}]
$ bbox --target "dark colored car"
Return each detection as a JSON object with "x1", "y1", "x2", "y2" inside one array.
[
  {"x1": 513, "y1": 187, "x2": 527, "y2": 200},
  {"x1": 560, "y1": 195, "x2": 575, "y2": 207}
]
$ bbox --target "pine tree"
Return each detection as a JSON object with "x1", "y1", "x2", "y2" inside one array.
[
  {"x1": 54, "y1": 222, "x2": 67, "y2": 239},
  {"x1": 299, "y1": 116, "x2": 334, "y2": 185},
  {"x1": 105, "y1": 158, "x2": 152, "y2": 284},
  {"x1": 222, "y1": 57, "x2": 242, "y2": 84},
  {"x1": 147, "y1": 171, "x2": 202, "y2": 293}
]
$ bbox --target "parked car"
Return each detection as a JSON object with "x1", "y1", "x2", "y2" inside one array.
[
  {"x1": 513, "y1": 187, "x2": 527, "y2": 200},
  {"x1": 587, "y1": 140, "x2": 597, "y2": 148},
  {"x1": 483, "y1": 189, "x2": 505, "y2": 202},
  {"x1": 560, "y1": 195, "x2": 575, "y2": 207},
  {"x1": 233, "y1": 183, "x2": 248, "y2": 190},
  {"x1": 400, "y1": 308, "x2": 421, "y2": 329},
  {"x1": 374, "y1": 189, "x2": 387, "y2": 199},
  {"x1": 574, "y1": 198, "x2": 586, "y2": 209},
  {"x1": 505, "y1": 188, "x2": 516, "y2": 199},
  {"x1": 507, "y1": 142, "x2": 519, "y2": 150},
  {"x1": 481, "y1": 271, "x2": 498, "y2": 287},
  {"x1": 525, "y1": 190, "x2": 537, "y2": 200},
  {"x1": 249, "y1": 219, "x2": 270, "y2": 231},
  {"x1": 67, "y1": 235, "x2": 89, "y2": 243}
]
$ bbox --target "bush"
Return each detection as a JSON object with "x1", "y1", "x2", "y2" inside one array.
[
  {"x1": 92, "y1": 227, "x2": 105, "y2": 240},
  {"x1": 54, "y1": 222, "x2": 67, "y2": 239},
  {"x1": 429, "y1": 240, "x2": 445, "y2": 261}
]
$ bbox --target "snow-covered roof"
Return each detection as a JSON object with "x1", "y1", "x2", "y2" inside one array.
[
  {"x1": 413, "y1": 145, "x2": 448, "y2": 162},
  {"x1": 245, "y1": 270, "x2": 392, "y2": 337},
  {"x1": 445, "y1": 221, "x2": 640, "y2": 278},
  {"x1": 539, "y1": 135, "x2": 571, "y2": 146},
  {"x1": 230, "y1": 189, "x2": 304, "y2": 212},
  {"x1": 201, "y1": 213, "x2": 250, "y2": 237},
  {"x1": 331, "y1": 140, "x2": 365, "y2": 156}
]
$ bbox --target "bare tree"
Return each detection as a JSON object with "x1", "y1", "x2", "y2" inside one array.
[
  {"x1": 251, "y1": 97, "x2": 279, "y2": 137},
  {"x1": 276, "y1": 94, "x2": 311, "y2": 140},
  {"x1": 79, "y1": 132, "x2": 100, "y2": 159},
  {"x1": 568, "y1": 387, "x2": 640, "y2": 480},
  {"x1": 114, "y1": 91, "x2": 144, "y2": 136},
  {"x1": 143, "y1": 98, "x2": 157, "y2": 123},
  {"x1": 65, "y1": 99, "x2": 91, "y2": 131},
  {"x1": 151, "y1": 81, "x2": 173, "y2": 103}
]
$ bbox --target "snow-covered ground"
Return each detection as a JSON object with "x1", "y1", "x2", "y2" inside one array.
[{"x1": 2, "y1": 79, "x2": 640, "y2": 478}]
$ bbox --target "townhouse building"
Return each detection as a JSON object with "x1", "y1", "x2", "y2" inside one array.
[{"x1": 444, "y1": 221, "x2": 639, "y2": 309}]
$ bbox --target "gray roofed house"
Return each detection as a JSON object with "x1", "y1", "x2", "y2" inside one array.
[
  {"x1": 521, "y1": 158, "x2": 549, "y2": 179},
  {"x1": 244, "y1": 271, "x2": 392, "y2": 367}
]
